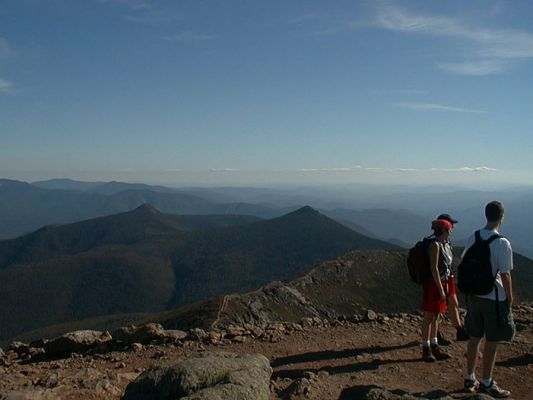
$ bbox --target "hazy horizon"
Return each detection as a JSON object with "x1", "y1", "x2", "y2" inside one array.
[
  {"x1": 3, "y1": 175, "x2": 533, "y2": 192},
  {"x1": 2, "y1": 1, "x2": 532, "y2": 185}
]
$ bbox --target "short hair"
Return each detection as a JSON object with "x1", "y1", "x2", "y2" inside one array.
[{"x1": 485, "y1": 201, "x2": 505, "y2": 222}]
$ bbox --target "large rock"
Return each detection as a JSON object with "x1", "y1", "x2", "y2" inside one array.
[
  {"x1": 113, "y1": 323, "x2": 166, "y2": 345},
  {"x1": 122, "y1": 352, "x2": 272, "y2": 400},
  {"x1": 43, "y1": 330, "x2": 112, "y2": 357},
  {"x1": 164, "y1": 329, "x2": 188, "y2": 342},
  {"x1": 9, "y1": 341, "x2": 30, "y2": 356}
]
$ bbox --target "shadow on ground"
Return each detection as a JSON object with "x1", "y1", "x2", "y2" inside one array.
[
  {"x1": 339, "y1": 385, "x2": 453, "y2": 400},
  {"x1": 272, "y1": 341, "x2": 418, "y2": 367},
  {"x1": 496, "y1": 352, "x2": 533, "y2": 367},
  {"x1": 272, "y1": 341, "x2": 420, "y2": 379}
]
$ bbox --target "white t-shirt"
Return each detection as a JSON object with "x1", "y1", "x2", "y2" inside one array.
[{"x1": 461, "y1": 228, "x2": 513, "y2": 301}]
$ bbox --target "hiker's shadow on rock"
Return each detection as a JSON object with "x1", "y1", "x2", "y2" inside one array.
[
  {"x1": 272, "y1": 341, "x2": 420, "y2": 379},
  {"x1": 339, "y1": 385, "x2": 451, "y2": 400},
  {"x1": 271, "y1": 341, "x2": 418, "y2": 368},
  {"x1": 496, "y1": 352, "x2": 533, "y2": 367}
]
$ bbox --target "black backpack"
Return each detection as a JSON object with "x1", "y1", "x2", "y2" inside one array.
[
  {"x1": 457, "y1": 230, "x2": 501, "y2": 295},
  {"x1": 407, "y1": 237, "x2": 434, "y2": 284}
]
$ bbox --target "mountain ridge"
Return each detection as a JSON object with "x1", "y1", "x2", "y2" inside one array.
[{"x1": 0, "y1": 206, "x2": 396, "y2": 344}]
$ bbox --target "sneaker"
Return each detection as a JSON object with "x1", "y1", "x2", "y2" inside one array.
[
  {"x1": 463, "y1": 378, "x2": 479, "y2": 393},
  {"x1": 456, "y1": 326, "x2": 470, "y2": 341},
  {"x1": 437, "y1": 330, "x2": 452, "y2": 346},
  {"x1": 431, "y1": 344, "x2": 451, "y2": 360},
  {"x1": 422, "y1": 346, "x2": 436, "y2": 362},
  {"x1": 478, "y1": 380, "x2": 511, "y2": 398}
]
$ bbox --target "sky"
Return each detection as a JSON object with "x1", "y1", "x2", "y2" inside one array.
[{"x1": 1, "y1": 0, "x2": 532, "y2": 186}]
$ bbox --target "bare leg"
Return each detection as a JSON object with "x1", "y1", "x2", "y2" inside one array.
[
  {"x1": 430, "y1": 313, "x2": 439, "y2": 339},
  {"x1": 467, "y1": 336, "x2": 482, "y2": 375},
  {"x1": 448, "y1": 294, "x2": 461, "y2": 327},
  {"x1": 482, "y1": 341, "x2": 498, "y2": 381},
  {"x1": 422, "y1": 312, "x2": 436, "y2": 341}
]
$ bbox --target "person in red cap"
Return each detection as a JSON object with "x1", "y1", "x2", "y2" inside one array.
[
  {"x1": 435, "y1": 214, "x2": 469, "y2": 346},
  {"x1": 421, "y1": 218, "x2": 453, "y2": 362}
]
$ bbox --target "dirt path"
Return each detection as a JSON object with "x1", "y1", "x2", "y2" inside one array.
[
  {"x1": 1, "y1": 317, "x2": 532, "y2": 399},
  {"x1": 227, "y1": 319, "x2": 533, "y2": 399}
]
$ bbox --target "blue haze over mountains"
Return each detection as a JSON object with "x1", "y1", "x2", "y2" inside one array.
[
  {"x1": 1, "y1": 178, "x2": 532, "y2": 258},
  {"x1": 0, "y1": 201, "x2": 396, "y2": 344},
  {"x1": 1, "y1": 177, "x2": 532, "y2": 346}
]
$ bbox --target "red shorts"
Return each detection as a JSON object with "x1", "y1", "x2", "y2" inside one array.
[{"x1": 422, "y1": 278, "x2": 450, "y2": 314}]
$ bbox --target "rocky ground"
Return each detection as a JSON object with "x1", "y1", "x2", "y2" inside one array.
[{"x1": 1, "y1": 304, "x2": 532, "y2": 400}]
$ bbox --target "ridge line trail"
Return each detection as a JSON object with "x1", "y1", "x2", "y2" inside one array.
[{"x1": 212, "y1": 294, "x2": 234, "y2": 329}]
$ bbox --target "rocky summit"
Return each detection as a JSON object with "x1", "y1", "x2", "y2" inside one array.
[{"x1": 1, "y1": 304, "x2": 532, "y2": 399}]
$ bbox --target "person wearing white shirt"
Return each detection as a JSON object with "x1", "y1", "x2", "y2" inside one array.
[{"x1": 461, "y1": 201, "x2": 515, "y2": 398}]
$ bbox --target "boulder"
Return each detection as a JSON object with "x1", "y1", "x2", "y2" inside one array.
[
  {"x1": 122, "y1": 351, "x2": 272, "y2": 400},
  {"x1": 366, "y1": 310, "x2": 378, "y2": 322},
  {"x1": 9, "y1": 341, "x2": 30, "y2": 356},
  {"x1": 43, "y1": 330, "x2": 112, "y2": 357},
  {"x1": 188, "y1": 328, "x2": 208, "y2": 341},
  {"x1": 0, "y1": 390, "x2": 58, "y2": 399},
  {"x1": 163, "y1": 329, "x2": 188, "y2": 342},
  {"x1": 283, "y1": 377, "x2": 312, "y2": 398},
  {"x1": 113, "y1": 323, "x2": 166, "y2": 345}
]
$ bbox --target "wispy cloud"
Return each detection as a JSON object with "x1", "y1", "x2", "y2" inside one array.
[
  {"x1": 373, "y1": 88, "x2": 429, "y2": 95},
  {"x1": 373, "y1": 5, "x2": 533, "y2": 75},
  {"x1": 299, "y1": 166, "x2": 362, "y2": 172},
  {"x1": 162, "y1": 31, "x2": 214, "y2": 42},
  {"x1": 0, "y1": 79, "x2": 13, "y2": 94},
  {"x1": 456, "y1": 166, "x2": 498, "y2": 172},
  {"x1": 101, "y1": 0, "x2": 179, "y2": 24},
  {"x1": 299, "y1": 165, "x2": 498, "y2": 173},
  {"x1": 299, "y1": 166, "x2": 386, "y2": 172},
  {"x1": 123, "y1": 10, "x2": 178, "y2": 24},
  {"x1": 0, "y1": 37, "x2": 12, "y2": 59},
  {"x1": 286, "y1": 11, "x2": 353, "y2": 37},
  {"x1": 288, "y1": 13, "x2": 321, "y2": 25},
  {"x1": 395, "y1": 102, "x2": 487, "y2": 114},
  {"x1": 210, "y1": 168, "x2": 237, "y2": 172},
  {"x1": 100, "y1": 0, "x2": 152, "y2": 10},
  {"x1": 398, "y1": 166, "x2": 498, "y2": 173},
  {"x1": 438, "y1": 60, "x2": 507, "y2": 76}
]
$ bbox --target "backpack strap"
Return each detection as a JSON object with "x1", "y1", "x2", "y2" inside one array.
[
  {"x1": 480, "y1": 232, "x2": 504, "y2": 326},
  {"x1": 474, "y1": 230, "x2": 481, "y2": 243},
  {"x1": 485, "y1": 234, "x2": 503, "y2": 245},
  {"x1": 494, "y1": 268, "x2": 501, "y2": 327}
]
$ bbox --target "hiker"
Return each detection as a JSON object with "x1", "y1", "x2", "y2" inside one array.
[
  {"x1": 435, "y1": 214, "x2": 469, "y2": 346},
  {"x1": 420, "y1": 218, "x2": 452, "y2": 362},
  {"x1": 461, "y1": 201, "x2": 515, "y2": 397}
]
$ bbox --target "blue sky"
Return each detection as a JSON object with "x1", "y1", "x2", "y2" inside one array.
[{"x1": 1, "y1": 0, "x2": 532, "y2": 186}]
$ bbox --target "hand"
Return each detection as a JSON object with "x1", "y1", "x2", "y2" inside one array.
[{"x1": 439, "y1": 290, "x2": 446, "y2": 300}]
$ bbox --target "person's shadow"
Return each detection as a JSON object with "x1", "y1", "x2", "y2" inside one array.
[
  {"x1": 496, "y1": 352, "x2": 533, "y2": 367},
  {"x1": 339, "y1": 385, "x2": 453, "y2": 399},
  {"x1": 271, "y1": 341, "x2": 420, "y2": 380}
]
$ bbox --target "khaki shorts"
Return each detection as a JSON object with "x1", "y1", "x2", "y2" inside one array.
[{"x1": 465, "y1": 296, "x2": 515, "y2": 342}]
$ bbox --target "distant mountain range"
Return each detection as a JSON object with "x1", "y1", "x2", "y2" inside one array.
[
  {"x1": 0, "y1": 205, "x2": 396, "y2": 345},
  {"x1": 2, "y1": 178, "x2": 532, "y2": 258},
  {"x1": 0, "y1": 179, "x2": 288, "y2": 239}
]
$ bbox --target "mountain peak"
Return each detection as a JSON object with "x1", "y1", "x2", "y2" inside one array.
[
  {"x1": 286, "y1": 205, "x2": 320, "y2": 217},
  {"x1": 132, "y1": 203, "x2": 160, "y2": 215}
]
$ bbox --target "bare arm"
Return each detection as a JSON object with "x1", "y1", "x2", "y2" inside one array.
[
  {"x1": 428, "y1": 241, "x2": 445, "y2": 299},
  {"x1": 501, "y1": 272, "x2": 513, "y2": 305}
]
